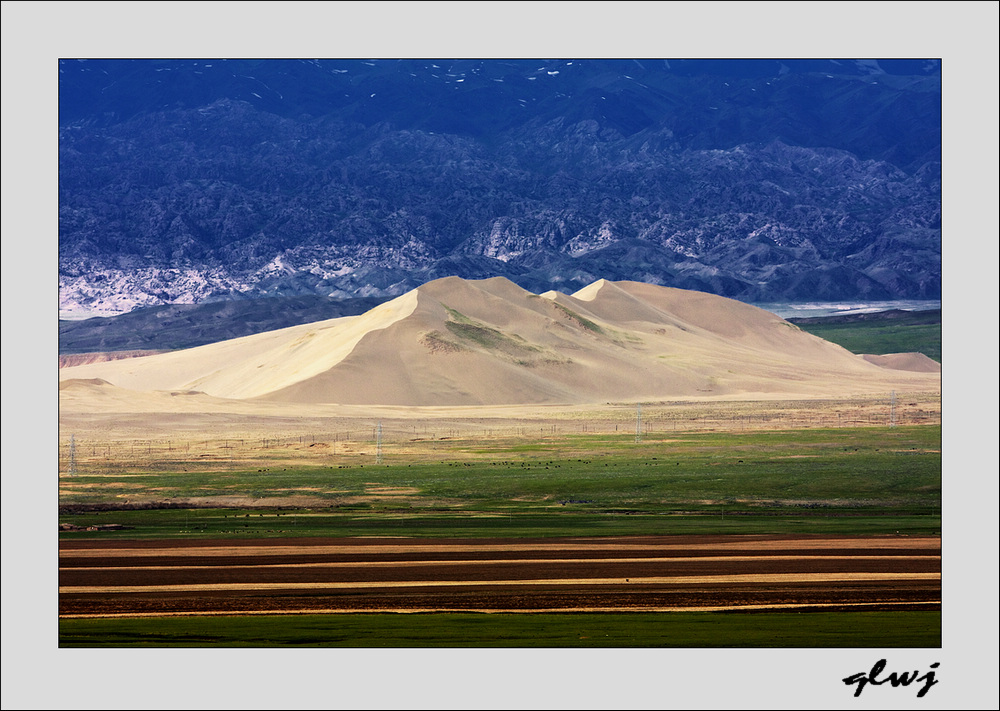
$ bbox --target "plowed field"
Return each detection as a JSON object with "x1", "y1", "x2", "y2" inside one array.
[{"x1": 59, "y1": 534, "x2": 940, "y2": 617}]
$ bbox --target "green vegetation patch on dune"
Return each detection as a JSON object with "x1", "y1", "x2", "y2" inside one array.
[
  {"x1": 551, "y1": 301, "x2": 605, "y2": 334},
  {"x1": 444, "y1": 321, "x2": 533, "y2": 352},
  {"x1": 439, "y1": 303, "x2": 544, "y2": 360}
]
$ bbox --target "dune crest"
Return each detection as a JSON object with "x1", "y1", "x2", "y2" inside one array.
[{"x1": 59, "y1": 277, "x2": 940, "y2": 407}]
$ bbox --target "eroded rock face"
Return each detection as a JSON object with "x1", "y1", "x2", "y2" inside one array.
[{"x1": 59, "y1": 59, "x2": 941, "y2": 317}]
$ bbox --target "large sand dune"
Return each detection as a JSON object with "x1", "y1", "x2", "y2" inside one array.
[{"x1": 59, "y1": 277, "x2": 940, "y2": 408}]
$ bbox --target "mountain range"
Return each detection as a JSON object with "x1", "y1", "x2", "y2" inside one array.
[{"x1": 59, "y1": 59, "x2": 941, "y2": 317}]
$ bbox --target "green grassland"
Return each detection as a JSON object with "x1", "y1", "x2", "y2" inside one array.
[
  {"x1": 59, "y1": 610, "x2": 940, "y2": 648},
  {"x1": 60, "y1": 425, "x2": 941, "y2": 538},
  {"x1": 790, "y1": 310, "x2": 941, "y2": 362}
]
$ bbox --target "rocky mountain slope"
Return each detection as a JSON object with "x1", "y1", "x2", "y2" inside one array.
[{"x1": 59, "y1": 59, "x2": 941, "y2": 317}]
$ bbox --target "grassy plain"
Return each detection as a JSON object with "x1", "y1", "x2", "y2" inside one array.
[
  {"x1": 59, "y1": 610, "x2": 941, "y2": 648},
  {"x1": 59, "y1": 425, "x2": 941, "y2": 538},
  {"x1": 791, "y1": 311, "x2": 941, "y2": 362}
]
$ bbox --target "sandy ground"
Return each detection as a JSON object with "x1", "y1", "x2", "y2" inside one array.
[
  {"x1": 57, "y1": 392, "x2": 941, "y2": 481},
  {"x1": 861, "y1": 352, "x2": 941, "y2": 372},
  {"x1": 58, "y1": 534, "x2": 941, "y2": 617},
  {"x1": 58, "y1": 350, "x2": 168, "y2": 368}
]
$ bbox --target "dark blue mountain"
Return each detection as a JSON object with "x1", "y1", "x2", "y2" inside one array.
[{"x1": 59, "y1": 58, "x2": 941, "y2": 317}]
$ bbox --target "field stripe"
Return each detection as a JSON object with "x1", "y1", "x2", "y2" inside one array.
[
  {"x1": 59, "y1": 571, "x2": 940, "y2": 594},
  {"x1": 58, "y1": 538, "x2": 941, "y2": 558},
  {"x1": 57, "y1": 600, "x2": 944, "y2": 619},
  {"x1": 59, "y1": 554, "x2": 940, "y2": 572}
]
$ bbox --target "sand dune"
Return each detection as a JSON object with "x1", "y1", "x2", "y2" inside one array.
[
  {"x1": 861, "y1": 352, "x2": 941, "y2": 373},
  {"x1": 58, "y1": 350, "x2": 166, "y2": 368},
  {"x1": 58, "y1": 290, "x2": 417, "y2": 399},
  {"x1": 59, "y1": 276, "x2": 941, "y2": 408}
]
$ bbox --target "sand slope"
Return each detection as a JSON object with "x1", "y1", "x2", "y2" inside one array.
[
  {"x1": 59, "y1": 277, "x2": 941, "y2": 407},
  {"x1": 861, "y1": 352, "x2": 941, "y2": 373}
]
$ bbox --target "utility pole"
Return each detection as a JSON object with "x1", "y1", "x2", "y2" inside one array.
[{"x1": 68, "y1": 434, "x2": 77, "y2": 477}]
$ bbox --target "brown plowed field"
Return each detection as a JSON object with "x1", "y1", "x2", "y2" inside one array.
[{"x1": 59, "y1": 534, "x2": 940, "y2": 617}]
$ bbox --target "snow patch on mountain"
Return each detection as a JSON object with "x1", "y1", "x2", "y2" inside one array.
[
  {"x1": 59, "y1": 267, "x2": 251, "y2": 319},
  {"x1": 563, "y1": 222, "x2": 620, "y2": 257}
]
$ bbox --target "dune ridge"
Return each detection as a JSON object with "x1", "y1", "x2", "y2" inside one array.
[{"x1": 59, "y1": 277, "x2": 941, "y2": 408}]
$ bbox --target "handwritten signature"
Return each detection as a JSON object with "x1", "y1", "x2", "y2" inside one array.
[{"x1": 843, "y1": 659, "x2": 939, "y2": 697}]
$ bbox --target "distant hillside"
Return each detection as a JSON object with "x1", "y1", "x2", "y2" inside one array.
[
  {"x1": 787, "y1": 308, "x2": 941, "y2": 326},
  {"x1": 789, "y1": 309, "x2": 940, "y2": 362}
]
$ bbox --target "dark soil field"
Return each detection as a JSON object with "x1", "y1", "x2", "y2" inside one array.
[{"x1": 60, "y1": 534, "x2": 940, "y2": 617}]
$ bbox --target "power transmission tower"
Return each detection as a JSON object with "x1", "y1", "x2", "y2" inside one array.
[
  {"x1": 889, "y1": 390, "x2": 897, "y2": 427},
  {"x1": 635, "y1": 403, "x2": 642, "y2": 443},
  {"x1": 376, "y1": 421, "x2": 383, "y2": 464}
]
